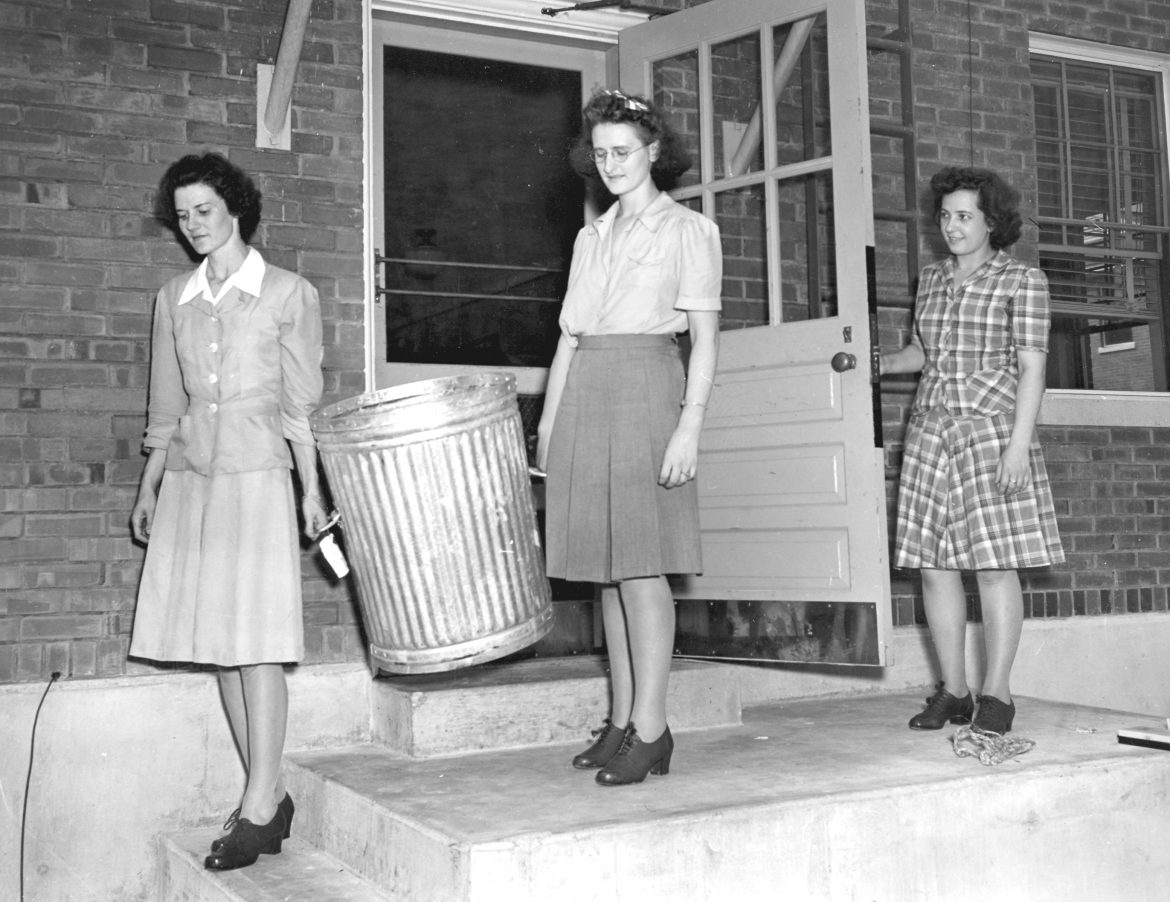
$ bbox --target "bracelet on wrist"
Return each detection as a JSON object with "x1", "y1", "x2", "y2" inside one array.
[{"x1": 680, "y1": 399, "x2": 706, "y2": 409}]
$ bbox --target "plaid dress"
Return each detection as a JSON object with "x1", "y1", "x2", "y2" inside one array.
[{"x1": 894, "y1": 251, "x2": 1065, "y2": 570}]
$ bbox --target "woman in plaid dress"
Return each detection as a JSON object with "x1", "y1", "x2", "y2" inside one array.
[{"x1": 881, "y1": 167, "x2": 1064, "y2": 735}]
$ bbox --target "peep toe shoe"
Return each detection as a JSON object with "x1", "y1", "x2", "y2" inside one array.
[
  {"x1": 596, "y1": 724, "x2": 673, "y2": 786},
  {"x1": 572, "y1": 719, "x2": 627, "y2": 769}
]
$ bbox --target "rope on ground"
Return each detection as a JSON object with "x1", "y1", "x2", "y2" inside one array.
[{"x1": 951, "y1": 725, "x2": 1035, "y2": 765}]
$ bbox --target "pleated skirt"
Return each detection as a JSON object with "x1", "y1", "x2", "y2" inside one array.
[
  {"x1": 894, "y1": 408, "x2": 1065, "y2": 571},
  {"x1": 545, "y1": 333, "x2": 702, "y2": 583},
  {"x1": 129, "y1": 467, "x2": 304, "y2": 666}
]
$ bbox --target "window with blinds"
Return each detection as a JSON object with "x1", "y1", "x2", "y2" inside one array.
[{"x1": 1031, "y1": 53, "x2": 1169, "y2": 391}]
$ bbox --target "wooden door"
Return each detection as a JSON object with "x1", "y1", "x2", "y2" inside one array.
[{"x1": 621, "y1": 0, "x2": 891, "y2": 665}]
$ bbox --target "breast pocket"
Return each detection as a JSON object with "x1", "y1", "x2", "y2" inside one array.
[{"x1": 625, "y1": 250, "x2": 668, "y2": 290}]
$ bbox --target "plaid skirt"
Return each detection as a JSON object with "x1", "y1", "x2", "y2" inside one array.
[
  {"x1": 894, "y1": 409, "x2": 1065, "y2": 570},
  {"x1": 545, "y1": 333, "x2": 701, "y2": 583}
]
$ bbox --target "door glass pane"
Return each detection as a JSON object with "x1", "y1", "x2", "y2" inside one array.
[
  {"x1": 715, "y1": 185, "x2": 768, "y2": 327},
  {"x1": 652, "y1": 49, "x2": 701, "y2": 189},
  {"x1": 776, "y1": 171, "x2": 837, "y2": 321},
  {"x1": 1048, "y1": 317, "x2": 1161, "y2": 391},
  {"x1": 712, "y1": 31, "x2": 763, "y2": 178},
  {"x1": 773, "y1": 14, "x2": 831, "y2": 165}
]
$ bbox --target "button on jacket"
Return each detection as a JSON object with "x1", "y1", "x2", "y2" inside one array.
[{"x1": 143, "y1": 254, "x2": 324, "y2": 476}]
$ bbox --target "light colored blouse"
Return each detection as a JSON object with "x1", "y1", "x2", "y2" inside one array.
[
  {"x1": 143, "y1": 251, "x2": 324, "y2": 476},
  {"x1": 558, "y1": 192, "x2": 722, "y2": 344},
  {"x1": 911, "y1": 250, "x2": 1051, "y2": 417}
]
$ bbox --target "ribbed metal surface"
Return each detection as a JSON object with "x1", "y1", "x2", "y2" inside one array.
[{"x1": 311, "y1": 374, "x2": 553, "y2": 674}]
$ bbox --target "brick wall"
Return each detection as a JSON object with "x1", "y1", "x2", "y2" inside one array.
[
  {"x1": 0, "y1": 0, "x2": 368, "y2": 683},
  {"x1": 872, "y1": 0, "x2": 1170, "y2": 626},
  {"x1": 1, "y1": 0, "x2": 1167, "y2": 684}
]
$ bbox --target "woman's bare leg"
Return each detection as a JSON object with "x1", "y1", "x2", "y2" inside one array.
[
  {"x1": 236, "y1": 663, "x2": 288, "y2": 825},
  {"x1": 599, "y1": 584, "x2": 633, "y2": 727},
  {"x1": 616, "y1": 575, "x2": 675, "y2": 740},
  {"x1": 218, "y1": 668, "x2": 249, "y2": 768},
  {"x1": 920, "y1": 568, "x2": 969, "y2": 696},
  {"x1": 974, "y1": 568, "x2": 1023, "y2": 702}
]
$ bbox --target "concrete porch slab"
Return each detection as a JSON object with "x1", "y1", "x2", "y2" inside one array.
[{"x1": 278, "y1": 693, "x2": 1170, "y2": 901}]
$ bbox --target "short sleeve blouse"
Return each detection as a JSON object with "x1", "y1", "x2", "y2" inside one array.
[
  {"x1": 558, "y1": 192, "x2": 722, "y2": 342},
  {"x1": 911, "y1": 250, "x2": 1051, "y2": 417}
]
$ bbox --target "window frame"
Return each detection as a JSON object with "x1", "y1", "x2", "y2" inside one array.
[{"x1": 1029, "y1": 32, "x2": 1170, "y2": 398}]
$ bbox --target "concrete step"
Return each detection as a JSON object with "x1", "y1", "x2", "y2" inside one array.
[
  {"x1": 371, "y1": 655, "x2": 742, "y2": 756},
  {"x1": 281, "y1": 693, "x2": 1170, "y2": 901},
  {"x1": 159, "y1": 831, "x2": 393, "y2": 902}
]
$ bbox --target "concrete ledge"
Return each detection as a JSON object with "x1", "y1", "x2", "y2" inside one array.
[
  {"x1": 734, "y1": 613, "x2": 1170, "y2": 717},
  {"x1": 1, "y1": 663, "x2": 372, "y2": 902},
  {"x1": 287, "y1": 694, "x2": 1170, "y2": 902},
  {"x1": 160, "y1": 831, "x2": 392, "y2": 902},
  {"x1": 371, "y1": 656, "x2": 743, "y2": 756}
]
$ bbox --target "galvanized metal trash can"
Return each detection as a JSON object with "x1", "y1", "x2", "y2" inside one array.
[{"x1": 310, "y1": 373, "x2": 553, "y2": 674}]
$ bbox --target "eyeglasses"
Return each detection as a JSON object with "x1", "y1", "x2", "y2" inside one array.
[{"x1": 590, "y1": 144, "x2": 649, "y2": 165}]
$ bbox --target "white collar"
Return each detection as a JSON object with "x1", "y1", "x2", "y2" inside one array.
[{"x1": 178, "y1": 248, "x2": 266, "y2": 306}]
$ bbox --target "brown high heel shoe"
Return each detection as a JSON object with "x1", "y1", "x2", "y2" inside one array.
[
  {"x1": 596, "y1": 723, "x2": 673, "y2": 786},
  {"x1": 572, "y1": 719, "x2": 627, "y2": 769}
]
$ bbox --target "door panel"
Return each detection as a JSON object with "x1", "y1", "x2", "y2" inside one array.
[{"x1": 621, "y1": 0, "x2": 891, "y2": 665}]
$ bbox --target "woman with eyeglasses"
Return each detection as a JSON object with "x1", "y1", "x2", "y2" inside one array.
[{"x1": 536, "y1": 89, "x2": 722, "y2": 786}]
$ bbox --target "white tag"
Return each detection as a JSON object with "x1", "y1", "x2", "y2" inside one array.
[{"x1": 319, "y1": 532, "x2": 350, "y2": 579}]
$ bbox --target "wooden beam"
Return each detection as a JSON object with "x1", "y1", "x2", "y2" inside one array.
[{"x1": 258, "y1": 0, "x2": 313, "y2": 149}]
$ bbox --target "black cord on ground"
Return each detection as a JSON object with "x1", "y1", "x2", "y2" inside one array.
[{"x1": 20, "y1": 670, "x2": 61, "y2": 902}]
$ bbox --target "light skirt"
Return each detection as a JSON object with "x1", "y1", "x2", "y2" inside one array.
[
  {"x1": 894, "y1": 409, "x2": 1065, "y2": 570},
  {"x1": 545, "y1": 333, "x2": 701, "y2": 583},
  {"x1": 130, "y1": 467, "x2": 304, "y2": 666}
]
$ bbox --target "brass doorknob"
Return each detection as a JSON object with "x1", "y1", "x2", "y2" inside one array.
[{"x1": 830, "y1": 352, "x2": 857, "y2": 373}]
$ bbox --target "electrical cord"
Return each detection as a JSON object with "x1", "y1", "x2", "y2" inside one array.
[{"x1": 20, "y1": 670, "x2": 61, "y2": 902}]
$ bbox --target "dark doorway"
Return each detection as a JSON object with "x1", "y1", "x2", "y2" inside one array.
[{"x1": 382, "y1": 48, "x2": 584, "y2": 370}]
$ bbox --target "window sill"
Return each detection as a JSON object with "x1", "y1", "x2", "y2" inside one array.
[{"x1": 1040, "y1": 389, "x2": 1169, "y2": 426}]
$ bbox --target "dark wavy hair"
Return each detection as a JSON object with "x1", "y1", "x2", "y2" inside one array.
[
  {"x1": 929, "y1": 166, "x2": 1022, "y2": 250},
  {"x1": 568, "y1": 89, "x2": 692, "y2": 188},
  {"x1": 155, "y1": 152, "x2": 262, "y2": 244}
]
